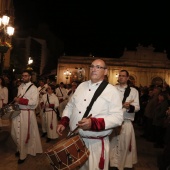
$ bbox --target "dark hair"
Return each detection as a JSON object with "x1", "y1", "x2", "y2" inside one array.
[
  {"x1": 0, "y1": 76, "x2": 6, "y2": 87},
  {"x1": 48, "y1": 84, "x2": 56, "y2": 93},
  {"x1": 120, "y1": 70, "x2": 129, "y2": 77},
  {"x1": 22, "y1": 70, "x2": 32, "y2": 76}
]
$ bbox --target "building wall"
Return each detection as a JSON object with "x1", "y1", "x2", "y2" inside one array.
[{"x1": 57, "y1": 45, "x2": 170, "y2": 87}]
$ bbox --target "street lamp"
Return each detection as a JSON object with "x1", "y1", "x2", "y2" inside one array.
[
  {"x1": 0, "y1": 13, "x2": 15, "y2": 75},
  {"x1": 26, "y1": 57, "x2": 33, "y2": 70},
  {"x1": 64, "y1": 69, "x2": 71, "y2": 84}
]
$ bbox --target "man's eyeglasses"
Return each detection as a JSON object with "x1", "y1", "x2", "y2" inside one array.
[{"x1": 89, "y1": 65, "x2": 106, "y2": 70}]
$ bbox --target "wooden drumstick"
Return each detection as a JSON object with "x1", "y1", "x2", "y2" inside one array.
[
  {"x1": 10, "y1": 94, "x2": 21, "y2": 104},
  {"x1": 67, "y1": 114, "x2": 92, "y2": 138}
]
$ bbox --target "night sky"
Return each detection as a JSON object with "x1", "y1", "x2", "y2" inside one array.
[{"x1": 13, "y1": 1, "x2": 170, "y2": 58}]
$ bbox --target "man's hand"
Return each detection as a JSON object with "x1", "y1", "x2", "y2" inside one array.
[
  {"x1": 123, "y1": 102, "x2": 130, "y2": 109},
  {"x1": 14, "y1": 97, "x2": 20, "y2": 103},
  {"x1": 56, "y1": 124, "x2": 65, "y2": 136},
  {"x1": 77, "y1": 118, "x2": 92, "y2": 130}
]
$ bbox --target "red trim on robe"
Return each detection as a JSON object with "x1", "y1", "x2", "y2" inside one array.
[
  {"x1": 19, "y1": 98, "x2": 29, "y2": 105},
  {"x1": 90, "y1": 117, "x2": 105, "y2": 131},
  {"x1": 49, "y1": 104, "x2": 54, "y2": 108},
  {"x1": 60, "y1": 116, "x2": 70, "y2": 128}
]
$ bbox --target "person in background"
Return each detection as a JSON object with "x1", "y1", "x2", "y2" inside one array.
[
  {"x1": 11, "y1": 70, "x2": 42, "y2": 164},
  {"x1": 36, "y1": 78, "x2": 48, "y2": 137},
  {"x1": 109, "y1": 69, "x2": 140, "y2": 170},
  {"x1": 55, "y1": 82, "x2": 68, "y2": 117},
  {"x1": 0, "y1": 76, "x2": 8, "y2": 127},
  {"x1": 67, "y1": 81, "x2": 78, "y2": 101},
  {"x1": 40, "y1": 84, "x2": 59, "y2": 142},
  {"x1": 57, "y1": 59, "x2": 123, "y2": 170},
  {"x1": 142, "y1": 86, "x2": 162, "y2": 141},
  {"x1": 152, "y1": 92, "x2": 169, "y2": 148}
]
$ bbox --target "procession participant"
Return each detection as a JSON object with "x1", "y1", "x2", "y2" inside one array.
[
  {"x1": 0, "y1": 76, "x2": 8, "y2": 127},
  {"x1": 57, "y1": 59, "x2": 123, "y2": 170},
  {"x1": 0, "y1": 76, "x2": 8, "y2": 108},
  {"x1": 40, "y1": 84, "x2": 59, "y2": 142},
  {"x1": 11, "y1": 70, "x2": 43, "y2": 164},
  {"x1": 109, "y1": 70, "x2": 140, "y2": 170},
  {"x1": 67, "y1": 81, "x2": 78, "y2": 101},
  {"x1": 36, "y1": 78, "x2": 48, "y2": 137},
  {"x1": 55, "y1": 82, "x2": 68, "y2": 117}
]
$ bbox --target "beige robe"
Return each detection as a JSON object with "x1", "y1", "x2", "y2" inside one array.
[{"x1": 11, "y1": 82, "x2": 43, "y2": 160}]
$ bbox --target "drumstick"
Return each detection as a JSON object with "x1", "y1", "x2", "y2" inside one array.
[
  {"x1": 10, "y1": 94, "x2": 21, "y2": 105},
  {"x1": 67, "y1": 114, "x2": 92, "y2": 138}
]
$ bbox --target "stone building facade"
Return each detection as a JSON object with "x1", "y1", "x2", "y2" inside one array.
[{"x1": 57, "y1": 44, "x2": 170, "y2": 87}]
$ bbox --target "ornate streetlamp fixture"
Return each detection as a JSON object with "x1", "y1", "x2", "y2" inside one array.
[
  {"x1": 0, "y1": 13, "x2": 15, "y2": 75},
  {"x1": 26, "y1": 57, "x2": 33, "y2": 70},
  {"x1": 64, "y1": 69, "x2": 71, "y2": 84}
]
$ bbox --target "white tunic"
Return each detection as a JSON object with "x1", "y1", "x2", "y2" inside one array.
[
  {"x1": 11, "y1": 82, "x2": 43, "y2": 160},
  {"x1": 41, "y1": 93, "x2": 59, "y2": 139},
  {"x1": 56, "y1": 87, "x2": 68, "y2": 116},
  {"x1": 109, "y1": 85, "x2": 140, "y2": 170},
  {"x1": 63, "y1": 80, "x2": 123, "y2": 170},
  {"x1": 0, "y1": 86, "x2": 8, "y2": 126},
  {"x1": 37, "y1": 85, "x2": 47, "y2": 133},
  {"x1": 0, "y1": 85, "x2": 8, "y2": 108}
]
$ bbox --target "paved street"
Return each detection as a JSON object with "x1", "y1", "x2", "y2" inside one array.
[{"x1": 0, "y1": 117, "x2": 163, "y2": 170}]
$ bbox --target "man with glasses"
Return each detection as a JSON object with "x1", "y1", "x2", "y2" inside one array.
[
  {"x1": 109, "y1": 70, "x2": 140, "y2": 170},
  {"x1": 57, "y1": 59, "x2": 123, "y2": 170},
  {"x1": 11, "y1": 70, "x2": 42, "y2": 164}
]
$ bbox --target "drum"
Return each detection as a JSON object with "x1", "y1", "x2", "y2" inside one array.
[
  {"x1": 45, "y1": 134, "x2": 90, "y2": 170},
  {"x1": 1, "y1": 104, "x2": 21, "y2": 120}
]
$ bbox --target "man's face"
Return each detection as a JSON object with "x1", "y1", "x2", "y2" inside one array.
[
  {"x1": 90, "y1": 59, "x2": 107, "y2": 83},
  {"x1": 118, "y1": 71, "x2": 129, "y2": 85},
  {"x1": 22, "y1": 73, "x2": 31, "y2": 83}
]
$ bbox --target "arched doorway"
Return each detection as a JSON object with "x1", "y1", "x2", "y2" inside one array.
[{"x1": 151, "y1": 77, "x2": 163, "y2": 86}]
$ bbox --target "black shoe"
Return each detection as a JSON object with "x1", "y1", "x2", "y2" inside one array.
[
  {"x1": 15, "y1": 151, "x2": 20, "y2": 157},
  {"x1": 46, "y1": 138, "x2": 51, "y2": 143},
  {"x1": 18, "y1": 158, "x2": 26, "y2": 164},
  {"x1": 41, "y1": 132, "x2": 47, "y2": 137}
]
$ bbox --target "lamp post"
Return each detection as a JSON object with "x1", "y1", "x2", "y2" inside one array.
[
  {"x1": 26, "y1": 57, "x2": 33, "y2": 70},
  {"x1": 0, "y1": 13, "x2": 15, "y2": 75},
  {"x1": 64, "y1": 69, "x2": 71, "y2": 84}
]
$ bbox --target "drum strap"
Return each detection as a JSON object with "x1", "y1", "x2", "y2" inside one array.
[
  {"x1": 21, "y1": 83, "x2": 34, "y2": 98},
  {"x1": 83, "y1": 80, "x2": 108, "y2": 119}
]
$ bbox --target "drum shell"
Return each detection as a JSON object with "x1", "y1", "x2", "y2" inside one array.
[
  {"x1": 1, "y1": 104, "x2": 21, "y2": 120},
  {"x1": 45, "y1": 135, "x2": 90, "y2": 170}
]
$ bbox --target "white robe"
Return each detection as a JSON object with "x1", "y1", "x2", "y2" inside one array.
[
  {"x1": 41, "y1": 93, "x2": 59, "y2": 139},
  {"x1": 55, "y1": 87, "x2": 68, "y2": 116},
  {"x1": 11, "y1": 82, "x2": 43, "y2": 160},
  {"x1": 37, "y1": 85, "x2": 47, "y2": 133},
  {"x1": 0, "y1": 86, "x2": 8, "y2": 127},
  {"x1": 109, "y1": 85, "x2": 140, "y2": 170},
  {"x1": 62, "y1": 80, "x2": 123, "y2": 170}
]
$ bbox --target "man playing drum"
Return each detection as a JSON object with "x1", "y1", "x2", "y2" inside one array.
[
  {"x1": 57, "y1": 59, "x2": 123, "y2": 170},
  {"x1": 11, "y1": 70, "x2": 43, "y2": 164}
]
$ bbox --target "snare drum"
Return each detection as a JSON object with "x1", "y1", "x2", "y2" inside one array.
[
  {"x1": 1, "y1": 104, "x2": 21, "y2": 120},
  {"x1": 45, "y1": 134, "x2": 90, "y2": 170}
]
